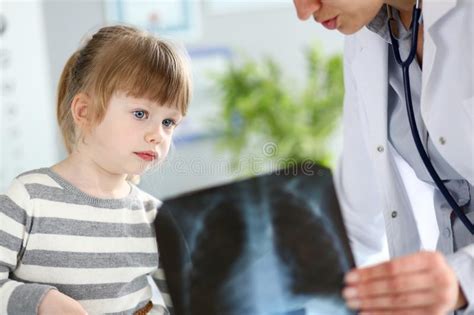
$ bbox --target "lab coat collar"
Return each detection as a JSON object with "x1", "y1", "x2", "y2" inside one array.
[
  {"x1": 348, "y1": 0, "x2": 458, "y2": 142},
  {"x1": 420, "y1": 0, "x2": 457, "y2": 120},
  {"x1": 350, "y1": 29, "x2": 389, "y2": 148},
  {"x1": 423, "y1": 0, "x2": 457, "y2": 31}
]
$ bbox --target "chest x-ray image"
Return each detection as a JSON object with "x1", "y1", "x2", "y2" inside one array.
[{"x1": 155, "y1": 163, "x2": 356, "y2": 315}]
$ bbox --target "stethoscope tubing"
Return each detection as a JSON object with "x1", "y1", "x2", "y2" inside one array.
[{"x1": 387, "y1": 4, "x2": 474, "y2": 234}]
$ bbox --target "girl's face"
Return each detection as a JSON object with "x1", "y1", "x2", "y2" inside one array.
[
  {"x1": 293, "y1": 0, "x2": 384, "y2": 34},
  {"x1": 83, "y1": 91, "x2": 183, "y2": 176}
]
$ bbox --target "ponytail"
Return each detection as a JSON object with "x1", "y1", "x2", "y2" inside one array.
[{"x1": 57, "y1": 51, "x2": 80, "y2": 153}]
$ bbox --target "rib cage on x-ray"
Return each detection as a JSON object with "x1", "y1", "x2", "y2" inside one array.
[{"x1": 155, "y1": 163, "x2": 356, "y2": 315}]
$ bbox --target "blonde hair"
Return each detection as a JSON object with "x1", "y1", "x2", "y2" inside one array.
[{"x1": 57, "y1": 25, "x2": 192, "y2": 154}]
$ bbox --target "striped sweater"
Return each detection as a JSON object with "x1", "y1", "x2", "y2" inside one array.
[{"x1": 0, "y1": 168, "x2": 171, "y2": 314}]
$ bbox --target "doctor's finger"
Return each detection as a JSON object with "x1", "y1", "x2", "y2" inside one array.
[
  {"x1": 346, "y1": 290, "x2": 447, "y2": 311},
  {"x1": 345, "y1": 251, "x2": 445, "y2": 283},
  {"x1": 343, "y1": 272, "x2": 435, "y2": 298}
]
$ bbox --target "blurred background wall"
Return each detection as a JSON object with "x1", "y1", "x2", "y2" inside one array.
[{"x1": 0, "y1": 0, "x2": 344, "y2": 199}]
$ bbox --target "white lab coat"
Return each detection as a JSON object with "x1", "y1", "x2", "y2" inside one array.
[{"x1": 334, "y1": 0, "x2": 473, "y2": 311}]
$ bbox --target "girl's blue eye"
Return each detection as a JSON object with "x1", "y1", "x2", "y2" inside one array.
[
  {"x1": 133, "y1": 110, "x2": 148, "y2": 120},
  {"x1": 162, "y1": 119, "x2": 176, "y2": 128}
]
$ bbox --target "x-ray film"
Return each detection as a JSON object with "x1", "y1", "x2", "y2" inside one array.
[{"x1": 155, "y1": 163, "x2": 355, "y2": 315}]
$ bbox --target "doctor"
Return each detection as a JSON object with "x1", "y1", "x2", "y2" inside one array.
[{"x1": 294, "y1": 0, "x2": 473, "y2": 314}]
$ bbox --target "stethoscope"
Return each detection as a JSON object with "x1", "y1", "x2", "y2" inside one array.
[{"x1": 387, "y1": 0, "x2": 474, "y2": 234}]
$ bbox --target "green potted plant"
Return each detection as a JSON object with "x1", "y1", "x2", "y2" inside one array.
[{"x1": 212, "y1": 44, "x2": 344, "y2": 173}]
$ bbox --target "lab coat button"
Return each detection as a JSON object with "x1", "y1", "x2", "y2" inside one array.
[
  {"x1": 391, "y1": 211, "x2": 397, "y2": 218},
  {"x1": 377, "y1": 145, "x2": 384, "y2": 153},
  {"x1": 443, "y1": 228, "x2": 451, "y2": 238},
  {"x1": 439, "y1": 137, "x2": 446, "y2": 145}
]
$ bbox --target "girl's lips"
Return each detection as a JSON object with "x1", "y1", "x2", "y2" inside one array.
[
  {"x1": 134, "y1": 152, "x2": 156, "y2": 162},
  {"x1": 322, "y1": 16, "x2": 338, "y2": 30}
]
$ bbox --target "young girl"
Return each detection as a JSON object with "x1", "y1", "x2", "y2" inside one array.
[{"x1": 0, "y1": 25, "x2": 191, "y2": 314}]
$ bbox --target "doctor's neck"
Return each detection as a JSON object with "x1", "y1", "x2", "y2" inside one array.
[
  {"x1": 385, "y1": 0, "x2": 422, "y2": 30},
  {"x1": 385, "y1": 0, "x2": 424, "y2": 66}
]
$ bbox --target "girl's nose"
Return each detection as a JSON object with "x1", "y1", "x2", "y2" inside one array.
[
  {"x1": 145, "y1": 126, "x2": 163, "y2": 144},
  {"x1": 294, "y1": 0, "x2": 322, "y2": 20}
]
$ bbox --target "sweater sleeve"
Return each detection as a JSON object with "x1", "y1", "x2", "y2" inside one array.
[
  {"x1": 146, "y1": 195, "x2": 173, "y2": 315},
  {"x1": 151, "y1": 263, "x2": 174, "y2": 315},
  {"x1": 0, "y1": 178, "x2": 56, "y2": 315}
]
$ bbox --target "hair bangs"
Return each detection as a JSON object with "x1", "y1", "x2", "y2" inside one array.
[{"x1": 90, "y1": 36, "x2": 191, "y2": 117}]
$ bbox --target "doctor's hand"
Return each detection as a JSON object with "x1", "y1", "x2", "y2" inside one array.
[{"x1": 342, "y1": 251, "x2": 467, "y2": 315}]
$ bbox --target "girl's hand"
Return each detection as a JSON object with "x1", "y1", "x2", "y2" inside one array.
[
  {"x1": 342, "y1": 251, "x2": 467, "y2": 315},
  {"x1": 38, "y1": 289, "x2": 89, "y2": 315}
]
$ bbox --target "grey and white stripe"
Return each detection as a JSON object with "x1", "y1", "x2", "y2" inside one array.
[{"x1": 0, "y1": 168, "x2": 171, "y2": 315}]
